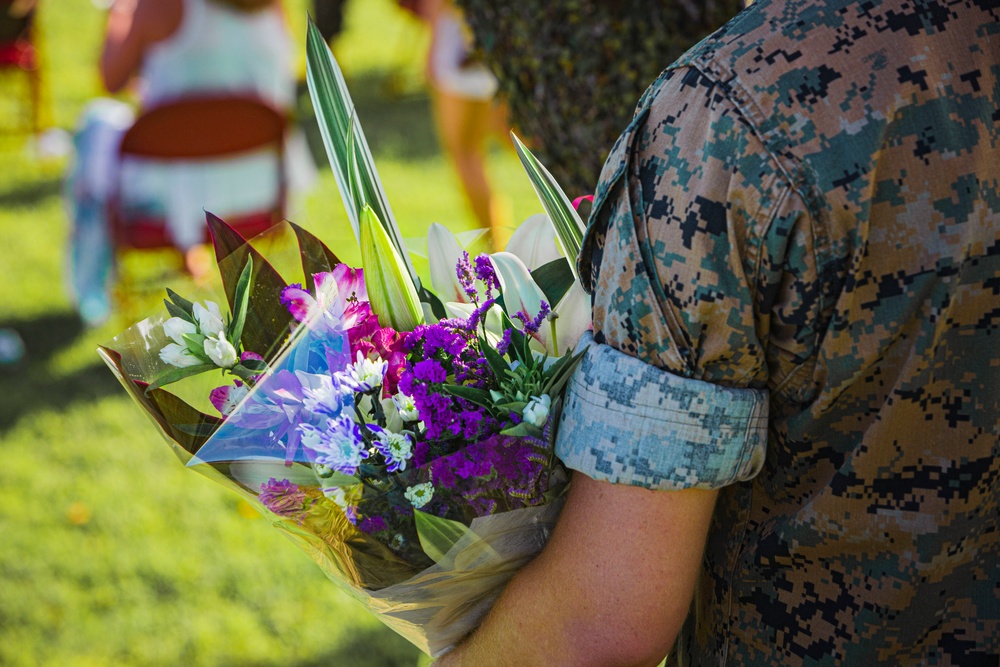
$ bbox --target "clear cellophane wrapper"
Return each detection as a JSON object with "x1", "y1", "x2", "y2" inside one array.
[{"x1": 99, "y1": 222, "x2": 568, "y2": 657}]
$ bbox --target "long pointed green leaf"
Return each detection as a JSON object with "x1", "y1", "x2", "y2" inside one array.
[
  {"x1": 228, "y1": 256, "x2": 253, "y2": 348},
  {"x1": 511, "y1": 132, "x2": 586, "y2": 279},
  {"x1": 414, "y1": 510, "x2": 470, "y2": 564},
  {"x1": 305, "y1": 19, "x2": 419, "y2": 287},
  {"x1": 289, "y1": 224, "x2": 340, "y2": 292},
  {"x1": 207, "y1": 213, "x2": 294, "y2": 357},
  {"x1": 144, "y1": 363, "x2": 217, "y2": 395},
  {"x1": 531, "y1": 257, "x2": 575, "y2": 307}
]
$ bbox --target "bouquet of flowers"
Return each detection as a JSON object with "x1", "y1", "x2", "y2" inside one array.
[{"x1": 99, "y1": 22, "x2": 591, "y2": 657}]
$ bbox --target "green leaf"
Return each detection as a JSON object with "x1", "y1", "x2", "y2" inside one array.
[
  {"x1": 440, "y1": 384, "x2": 496, "y2": 410},
  {"x1": 143, "y1": 363, "x2": 217, "y2": 395},
  {"x1": 319, "y1": 470, "x2": 361, "y2": 487},
  {"x1": 289, "y1": 221, "x2": 341, "y2": 291},
  {"x1": 511, "y1": 132, "x2": 586, "y2": 279},
  {"x1": 414, "y1": 510, "x2": 470, "y2": 564},
  {"x1": 98, "y1": 347, "x2": 222, "y2": 459},
  {"x1": 164, "y1": 299, "x2": 193, "y2": 322},
  {"x1": 499, "y1": 422, "x2": 544, "y2": 438},
  {"x1": 181, "y1": 333, "x2": 207, "y2": 358},
  {"x1": 531, "y1": 258, "x2": 575, "y2": 308},
  {"x1": 478, "y1": 334, "x2": 510, "y2": 378},
  {"x1": 229, "y1": 256, "x2": 253, "y2": 348},
  {"x1": 165, "y1": 288, "x2": 195, "y2": 317},
  {"x1": 305, "y1": 19, "x2": 419, "y2": 288},
  {"x1": 239, "y1": 358, "x2": 268, "y2": 372},
  {"x1": 206, "y1": 212, "x2": 294, "y2": 358}
]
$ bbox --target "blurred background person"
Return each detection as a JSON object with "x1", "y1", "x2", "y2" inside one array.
[
  {"x1": 66, "y1": 0, "x2": 312, "y2": 326},
  {"x1": 456, "y1": 0, "x2": 745, "y2": 200},
  {"x1": 410, "y1": 0, "x2": 511, "y2": 250}
]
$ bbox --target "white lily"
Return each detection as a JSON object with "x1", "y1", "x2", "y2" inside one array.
[
  {"x1": 503, "y1": 213, "x2": 563, "y2": 271},
  {"x1": 360, "y1": 205, "x2": 424, "y2": 331},
  {"x1": 537, "y1": 279, "x2": 591, "y2": 357},
  {"x1": 159, "y1": 342, "x2": 202, "y2": 368},
  {"x1": 490, "y1": 251, "x2": 547, "y2": 326},
  {"x1": 427, "y1": 222, "x2": 469, "y2": 303},
  {"x1": 193, "y1": 300, "x2": 226, "y2": 338}
]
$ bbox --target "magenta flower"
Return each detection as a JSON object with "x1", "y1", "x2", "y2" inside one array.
[{"x1": 209, "y1": 380, "x2": 248, "y2": 416}]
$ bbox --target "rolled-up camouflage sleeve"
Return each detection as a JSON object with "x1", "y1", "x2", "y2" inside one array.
[{"x1": 556, "y1": 66, "x2": 815, "y2": 490}]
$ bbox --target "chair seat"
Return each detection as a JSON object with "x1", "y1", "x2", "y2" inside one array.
[{"x1": 0, "y1": 41, "x2": 34, "y2": 68}]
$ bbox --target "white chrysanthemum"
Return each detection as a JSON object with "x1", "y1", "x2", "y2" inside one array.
[
  {"x1": 404, "y1": 482, "x2": 434, "y2": 509},
  {"x1": 338, "y1": 350, "x2": 387, "y2": 392},
  {"x1": 372, "y1": 428, "x2": 413, "y2": 472},
  {"x1": 392, "y1": 392, "x2": 419, "y2": 421}
]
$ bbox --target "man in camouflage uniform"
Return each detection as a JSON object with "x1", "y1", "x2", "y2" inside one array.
[{"x1": 438, "y1": 0, "x2": 1000, "y2": 664}]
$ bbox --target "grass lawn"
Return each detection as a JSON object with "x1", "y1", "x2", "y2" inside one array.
[{"x1": 0, "y1": 1, "x2": 541, "y2": 664}]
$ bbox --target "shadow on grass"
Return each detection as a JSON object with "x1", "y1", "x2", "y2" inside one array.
[
  {"x1": 0, "y1": 176, "x2": 63, "y2": 208},
  {"x1": 296, "y1": 69, "x2": 439, "y2": 168},
  {"x1": 0, "y1": 312, "x2": 121, "y2": 432},
  {"x1": 239, "y1": 625, "x2": 425, "y2": 667}
]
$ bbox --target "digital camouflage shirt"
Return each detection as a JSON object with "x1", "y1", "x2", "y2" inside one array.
[{"x1": 554, "y1": 0, "x2": 1000, "y2": 664}]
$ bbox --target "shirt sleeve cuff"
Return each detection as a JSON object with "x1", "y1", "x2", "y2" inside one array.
[{"x1": 555, "y1": 331, "x2": 768, "y2": 490}]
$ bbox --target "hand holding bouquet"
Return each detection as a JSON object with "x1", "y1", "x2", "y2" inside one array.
[{"x1": 100, "y1": 20, "x2": 591, "y2": 657}]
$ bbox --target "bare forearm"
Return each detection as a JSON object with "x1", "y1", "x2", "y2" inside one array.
[{"x1": 437, "y1": 474, "x2": 718, "y2": 666}]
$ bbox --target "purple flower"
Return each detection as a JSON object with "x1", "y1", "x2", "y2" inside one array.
[
  {"x1": 358, "y1": 516, "x2": 387, "y2": 534},
  {"x1": 259, "y1": 478, "x2": 309, "y2": 520},
  {"x1": 474, "y1": 254, "x2": 499, "y2": 292},
  {"x1": 515, "y1": 300, "x2": 551, "y2": 335}
]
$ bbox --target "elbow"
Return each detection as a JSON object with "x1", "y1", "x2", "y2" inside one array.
[{"x1": 559, "y1": 613, "x2": 679, "y2": 667}]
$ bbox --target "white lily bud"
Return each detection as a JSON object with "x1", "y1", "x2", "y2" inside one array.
[
  {"x1": 163, "y1": 317, "x2": 197, "y2": 345},
  {"x1": 203, "y1": 331, "x2": 238, "y2": 368},
  {"x1": 193, "y1": 301, "x2": 226, "y2": 337},
  {"x1": 360, "y1": 205, "x2": 424, "y2": 331}
]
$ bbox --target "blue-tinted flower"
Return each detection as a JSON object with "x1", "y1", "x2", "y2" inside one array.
[
  {"x1": 404, "y1": 482, "x2": 434, "y2": 509},
  {"x1": 299, "y1": 415, "x2": 367, "y2": 474},
  {"x1": 368, "y1": 425, "x2": 413, "y2": 472},
  {"x1": 297, "y1": 371, "x2": 350, "y2": 417}
]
